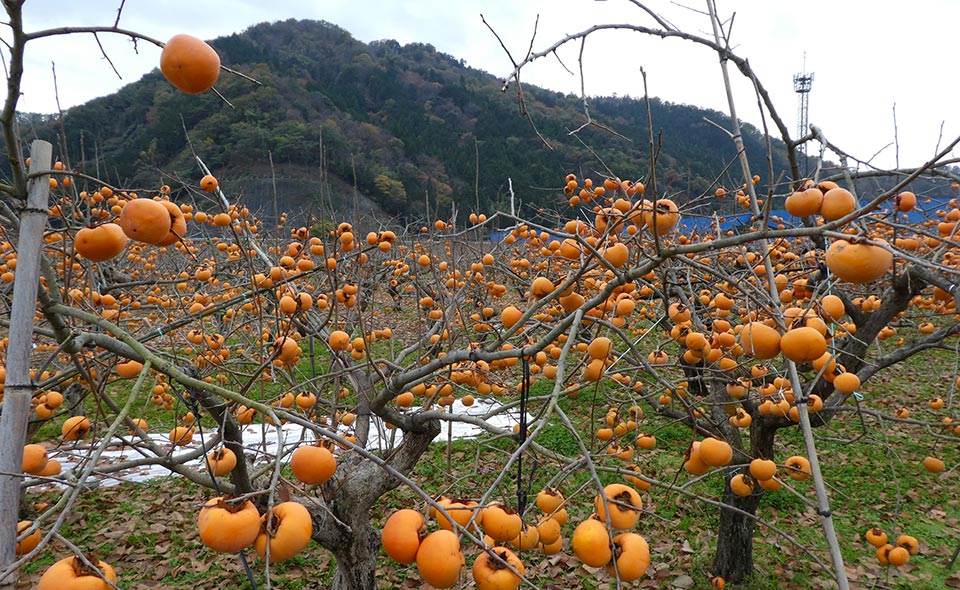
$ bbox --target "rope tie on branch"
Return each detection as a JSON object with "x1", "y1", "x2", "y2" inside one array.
[
  {"x1": 4, "y1": 383, "x2": 36, "y2": 390},
  {"x1": 143, "y1": 319, "x2": 163, "y2": 339},
  {"x1": 516, "y1": 357, "x2": 531, "y2": 516}
]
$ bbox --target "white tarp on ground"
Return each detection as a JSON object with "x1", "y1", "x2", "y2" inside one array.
[{"x1": 39, "y1": 398, "x2": 528, "y2": 488}]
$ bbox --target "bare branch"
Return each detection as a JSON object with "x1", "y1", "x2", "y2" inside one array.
[
  {"x1": 92, "y1": 32, "x2": 122, "y2": 80},
  {"x1": 113, "y1": 0, "x2": 126, "y2": 28}
]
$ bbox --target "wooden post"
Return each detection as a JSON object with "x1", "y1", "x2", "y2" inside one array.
[{"x1": 0, "y1": 139, "x2": 52, "y2": 589}]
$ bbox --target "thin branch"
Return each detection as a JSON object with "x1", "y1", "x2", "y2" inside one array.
[
  {"x1": 481, "y1": 13, "x2": 553, "y2": 150},
  {"x1": 92, "y1": 32, "x2": 122, "y2": 80},
  {"x1": 113, "y1": 0, "x2": 126, "y2": 28},
  {"x1": 23, "y1": 25, "x2": 164, "y2": 46}
]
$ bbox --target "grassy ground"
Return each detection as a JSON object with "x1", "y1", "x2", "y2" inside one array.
[{"x1": 15, "y1": 321, "x2": 960, "y2": 589}]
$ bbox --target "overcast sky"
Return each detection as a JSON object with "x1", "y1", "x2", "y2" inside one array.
[{"x1": 5, "y1": 1, "x2": 958, "y2": 172}]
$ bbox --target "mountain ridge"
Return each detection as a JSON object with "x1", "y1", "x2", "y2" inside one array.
[{"x1": 24, "y1": 18, "x2": 798, "y2": 224}]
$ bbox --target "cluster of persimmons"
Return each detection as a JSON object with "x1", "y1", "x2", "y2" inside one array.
[{"x1": 10, "y1": 163, "x2": 957, "y2": 588}]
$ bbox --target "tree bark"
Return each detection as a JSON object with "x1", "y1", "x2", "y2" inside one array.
[
  {"x1": 712, "y1": 479, "x2": 763, "y2": 583},
  {"x1": 329, "y1": 513, "x2": 380, "y2": 590}
]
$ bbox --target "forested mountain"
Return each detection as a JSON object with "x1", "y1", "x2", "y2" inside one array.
[{"x1": 25, "y1": 19, "x2": 802, "y2": 223}]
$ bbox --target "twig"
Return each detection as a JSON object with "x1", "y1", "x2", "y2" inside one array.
[
  {"x1": 92, "y1": 32, "x2": 122, "y2": 80},
  {"x1": 113, "y1": 0, "x2": 126, "y2": 28},
  {"x1": 210, "y1": 85, "x2": 234, "y2": 109},
  {"x1": 481, "y1": 13, "x2": 554, "y2": 150}
]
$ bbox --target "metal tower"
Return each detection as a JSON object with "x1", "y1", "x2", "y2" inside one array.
[{"x1": 793, "y1": 57, "x2": 814, "y2": 175}]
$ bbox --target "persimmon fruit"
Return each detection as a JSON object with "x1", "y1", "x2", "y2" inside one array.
[
  {"x1": 206, "y1": 448, "x2": 237, "y2": 477},
  {"x1": 749, "y1": 458, "x2": 777, "y2": 481},
  {"x1": 864, "y1": 527, "x2": 887, "y2": 548},
  {"x1": 119, "y1": 198, "x2": 173, "y2": 245},
  {"x1": 784, "y1": 455, "x2": 811, "y2": 480},
  {"x1": 571, "y1": 517, "x2": 612, "y2": 567},
  {"x1": 699, "y1": 437, "x2": 733, "y2": 467},
  {"x1": 22, "y1": 444, "x2": 48, "y2": 475},
  {"x1": 197, "y1": 496, "x2": 261, "y2": 553},
  {"x1": 825, "y1": 239, "x2": 893, "y2": 284},
  {"x1": 15, "y1": 520, "x2": 40, "y2": 555},
  {"x1": 382, "y1": 509, "x2": 426, "y2": 564},
  {"x1": 415, "y1": 529, "x2": 463, "y2": 589},
  {"x1": 922, "y1": 456, "x2": 945, "y2": 474},
  {"x1": 61, "y1": 416, "x2": 91, "y2": 441},
  {"x1": 608, "y1": 532, "x2": 650, "y2": 581},
  {"x1": 155, "y1": 200, "x2": 188, "y2": 246},
  {"x1": 37, "y1": 555, "x2": 117, "y2": 590},
  {"x1": 116, "y1": 360, "x2": 144, "y2": 379},
  {"x1": 739, "y1": 322, "x2": 781, "y2": 360},
  {"x1": 290, "y1": 443, "x2": 337, "y2": 485},
  {"x1": 74, "y1": 223, "x2": 128, "y2": 261},
  {"x1": 200, "y1": 174, "x2": 219, "y2": 192},
  {"x1": 535, "y1": 488, "x2": 564, "y2": 514},
  {"x1": 820, "y1": 187, "x2": 856, "y2": 221},
  {"x1": 780, "y1": 326, "x2": 827, "y2": 363},
  {"x1": 160, "y1": 34, "x2": 221, "y2": 94},
  {"x1": 594, "y1": 483, "x2": 642, "y2": 530},
  {"x1": 254, "y1": 501, "x2": 313, "y2": 563},
  {"x1": 473, "y1": 546, "x2": 524, "y2": 590},
  {"x1": 481, "y1": 503, "x2": 522, "y2": 542}
]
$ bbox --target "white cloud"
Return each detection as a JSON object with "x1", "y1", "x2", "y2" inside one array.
[{"x1": 3, "y1": 1, "x2": 957, "y2": 170}]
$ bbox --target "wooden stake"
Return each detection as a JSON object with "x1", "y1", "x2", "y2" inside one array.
[{"x1": 0, "y1": 139, "x2": 52, "y2": 589}]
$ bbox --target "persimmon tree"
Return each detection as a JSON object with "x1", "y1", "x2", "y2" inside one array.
[
  {"x1": 0, "y1": 2, "x2": 959, "y2": 590},
  {"x1": 490, "y1": 0, "x2": 960, "y2": 586}
]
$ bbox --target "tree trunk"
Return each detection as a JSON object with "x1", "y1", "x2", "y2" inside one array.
[
  {"x1": 712, "y1": 477, "x2": 763, "y2": 583},
  {"x1": 330, "y1": 517, "x2": 379, "y2": 590},
  {"x1": 308, "y1": 418, "x2": 441, "y2": 590},
  {"x1": 711, "y1": 418, "x2": 776, "y2": 583}
]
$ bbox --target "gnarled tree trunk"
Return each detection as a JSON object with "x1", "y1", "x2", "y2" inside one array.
[
  {"x1": 310, "y1": 418, "x2": 441, "y2": 590},
  {"x1": 329, "y1": 512, "x2": 381, "y2": 590}
]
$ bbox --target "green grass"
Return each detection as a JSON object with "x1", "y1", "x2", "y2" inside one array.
[
  {"x1": 17, "y1": 389, "x2": 959, "y2": 590},
  {"x1": 536, "y1": 421, "x2": 582, "y2": 456},
  {"x1": 16, "y1": 317, "x2": 960, "y2": 590}
]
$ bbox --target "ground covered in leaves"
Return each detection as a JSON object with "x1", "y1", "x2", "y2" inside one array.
[{"x1": 15, "y1": 345, "x2": 960, "y2": 590}]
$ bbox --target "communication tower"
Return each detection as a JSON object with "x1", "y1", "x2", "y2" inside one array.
[{"x1": 793, "y1": 55, "x2": 814, "y2": 175}]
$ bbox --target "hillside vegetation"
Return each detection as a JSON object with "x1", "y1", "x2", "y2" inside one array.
[{"x1": 22, "y1": 19, "x2": 795, "y2": 222}]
